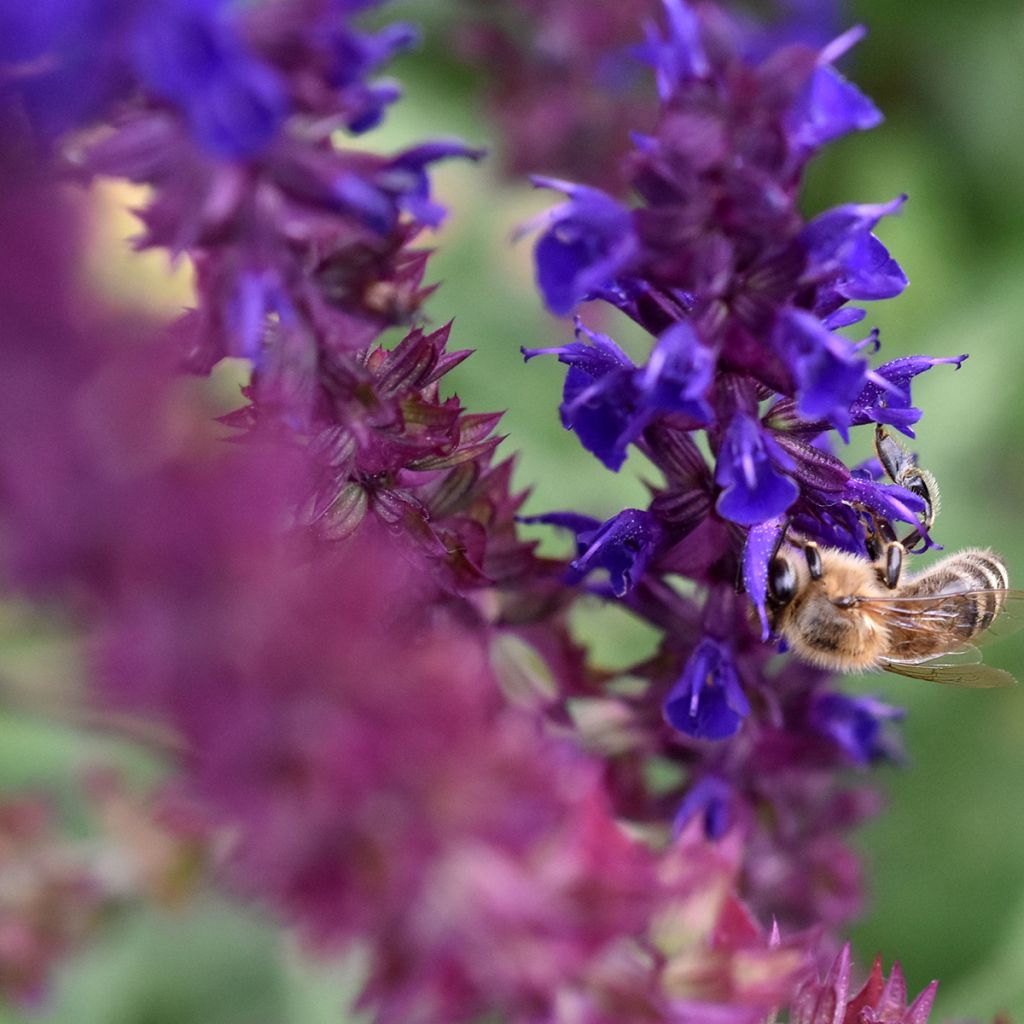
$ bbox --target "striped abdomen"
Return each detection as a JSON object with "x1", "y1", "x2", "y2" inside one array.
[{"x1": 885, "y1": 548, "x2": 1009, "y2": 661}]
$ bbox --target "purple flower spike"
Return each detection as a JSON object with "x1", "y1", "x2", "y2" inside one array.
[
  {"x1": 673, "y1": 775, "x2": 734, "y2": 841},
  {"x1": 786, "y1": 26, "x2": 882, "y2": 152},
  {"x1": 774, "y1": 309, "x2": 869, "y2": 435},
  {"x1": 811, "y1": 692, "x2": 905, "y2": 764},
  {"x1": 529, "y1": 178, "x2": 639, "y2": 316},
  {"x1": 802, "y1": 197, "x2": 909, "y2": 310},
  {"x1": 566, "y1": 508, "x2": 662, "y2": 596},
  {"x1": 715, "y1": 413, "x2": 799, "y2": 527},
  {"x1": 508, "y1": 0, "x2": 984, "y2": 975},
  {"x1": 664, "y1": 638, "x2": 750, "y2": 740}
]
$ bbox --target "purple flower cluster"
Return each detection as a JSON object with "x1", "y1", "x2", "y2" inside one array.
[
  {"x1": 454, "y1": 0, "x2": 658, "y2": 191},
  {"x1": 0, "y1": 0, "x2": 413, "y2": 155},
  {"x1": 0, "y1": 0, "x2": 974, "y2": 1020},
  {"x1": 6, "y1": 0, "x2": 552, "y2": 595},
  {"x1": 455, "y1": 0, "x2": 847, "y2": 190},
  {"x1": 523, "y1": 0, "x2": 965, "y2": 935}
]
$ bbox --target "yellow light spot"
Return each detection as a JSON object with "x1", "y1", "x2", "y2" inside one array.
[{"x1": 84, "y1": 181, "x2": 194, "y2": 316}]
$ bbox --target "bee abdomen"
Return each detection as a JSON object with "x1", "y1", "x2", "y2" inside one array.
[{"x1": 905, "y1": 548, "x2": 1009, "y2": 641}]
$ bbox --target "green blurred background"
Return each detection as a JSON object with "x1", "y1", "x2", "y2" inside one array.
[{"x1": 7, "y1": 0, "x2": 1024, "y2": 1020}]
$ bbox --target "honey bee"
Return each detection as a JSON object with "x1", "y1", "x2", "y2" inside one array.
[{"x1": 765, "y1": 427, "x2": 1016, "y2": 688}]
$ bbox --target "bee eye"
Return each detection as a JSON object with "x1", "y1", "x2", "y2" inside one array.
[{"x1": 767, "y1": 556, "x2": 797, "y2": 606}]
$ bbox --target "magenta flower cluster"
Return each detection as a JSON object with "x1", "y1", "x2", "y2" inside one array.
[{"x1": 0, "y1": 0, "x2": 972, "y2": 1020}]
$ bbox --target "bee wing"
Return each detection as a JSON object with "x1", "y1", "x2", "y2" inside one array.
[
  {"x1": 859, "y1": 588, "x2": 1024, "y2": 644},
  {"x1": 880, "y1": 655, "x2": 1016, "y2": 689},
  {"x1": 860, "y1": 589, "x2": 1023, "y2": 687}
]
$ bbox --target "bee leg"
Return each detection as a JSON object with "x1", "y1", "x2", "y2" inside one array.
[
  {"x1": 882, "y1": 540, "x2": 904, "y2": 589},
  {"x1": 874, "y1": 425, "x2": 940, "y2": 544},
  {"x1": 874, "y1": 424, "x2": 911, "y2": 486},
  {"x1": 860, "y1": 509, "x2": 887, "y2": 561},
  {"x1": 865, "y1": 516, "x2": 904, "y2": 589},
  {"x1": 896, "y1": 466, "x2": 939, "y2": 550}
]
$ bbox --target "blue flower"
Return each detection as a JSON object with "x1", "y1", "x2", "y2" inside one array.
[
  {"x1": 524, "y1": 320, "x2": 714, "y2": 471},
  {"x1": 377, "y1": 141, "x2": 487, "y2": 228},
  {"x1": 785, "y1": 26, "x2": 882, "y2": 151},
  {"x1": 327, "y1": 21, "x2": 418, "y2": 133},
  {"x1": 132, "y1": 0, "x2": 289, "y2": 159},
  {"x1": 742, "y1": 518, "x2": 787, "y2": 640},
  {"x1": 801, "y1": 197, "x2": 909, "y2": 314},
  {"x1": 640, "y1": 0, "x2": 709, "y2": 101},
  {"x1": 664, "y1": 638, "x2": 750, "y2": 740},
  {"x1": 843, "y1": 478, "x2": 929, "y2": 542},
  {"x1": 0, "y1": 0, "x2": 127, "y2": 142},
  {"x1": 523, "y1": 325, "x2": 638, "y2": 470},
  {"x1": 528, "y1": 178, "x2": 639, "y2": 316},
  {"x1": 672, "y1": 775, "x2": 734, "y2": 841},
  {"x1": 333, "y1": 141, "x2": 485, "y2": 233},
  {"x1": 811, "y1": 692, "x2": 904, "y2": 764},
  {"x1": 640, "y1": 320, "x2": 716, "y2": 421},
  {"x1": 521, "y1": 507, "x2": 659, "y2": 598},
  {"x1": 568, "y1": 509, "x2": 661, "y2": 596},
  {"x1": 520, "y1": 508, "x2": 660, "y2": 597},
  {"x1": 715, "y1": 413, "x2": 799, "y2": 526},
  {"x1": 849, "y1": 353, "x2": 968, "y2": 438},
  {"x1": 774, "y1": 308, "x2": 869, "y2": 435}
]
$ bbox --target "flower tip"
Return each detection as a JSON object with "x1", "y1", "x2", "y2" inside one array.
[
  {"x1": 509, "y1": 213, "x2": 547, "y2": 245},
  {"x1": 629, "y1": 130, "x2": 658, "y2": 153},
  {"x1": 908, "y1": 980, "x2": 940, "y2": 1023},
  {"x1": 820, "y1": 24, "x2": 868, "y2": 66},
  {"x1": 520, "y1": 344, "x2": 564, "y2": 362},
  {"x1": 884, "y1": 193, "x2": 909, "y2": 215},
  {"x1": 528, "y1": 174, "x2": 574, "y2": 193},
  {"x1": 832, "y1": 941, "x2": 853, "y2": 978}
]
